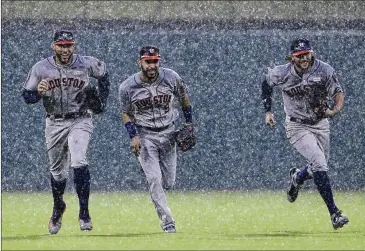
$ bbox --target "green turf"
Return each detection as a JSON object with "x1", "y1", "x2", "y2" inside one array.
[{"x1": 1, "y1": 190, "x2": 364, "y2": 250}]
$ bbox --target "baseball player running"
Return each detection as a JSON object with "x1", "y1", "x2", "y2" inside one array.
[
  {"x1": 261, "y1": 38, "x2": 349, "y2": 230},
  {"x1": 118, "y1": 46, "x2": 195, "y2": 233},
  {"x1": 22, "y1": 29, "x2": 110, "y2": 234}
]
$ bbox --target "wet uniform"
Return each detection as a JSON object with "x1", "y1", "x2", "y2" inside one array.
[
  {"x1": 265, "y1": 58, "x2": 343, "y2": 174},
  {"x1": 23, "y1": 54, "x2": 107, "y2": 180},
  {"x1": 119, "y1": 67, "x2": 190, "y2": 228}
]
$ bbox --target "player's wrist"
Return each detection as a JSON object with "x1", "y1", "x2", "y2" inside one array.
[{"x1": 125, "y1": 121, "x2": 139, "y2": 139}]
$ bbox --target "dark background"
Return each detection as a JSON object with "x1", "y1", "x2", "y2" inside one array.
[{"x1": 2, "y1": 3, "x2": 365, "y2": 192}]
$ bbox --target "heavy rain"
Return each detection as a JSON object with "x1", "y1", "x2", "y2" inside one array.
[
  {"x1": 1, "y1": 1, "x2": 364, "y2": 249},
  {"x1": 2, "y1": 1, "x2": 364, "y2": 192}
]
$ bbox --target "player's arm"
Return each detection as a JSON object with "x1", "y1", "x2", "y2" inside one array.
[
  {"x1": 180, "y1": 94, "x2": 193, "y2": 125},
  {"x1": 97, "y1": 71, "x2": 110, "y2": 110},
  {"x1": 22, "y1": 80, "x2": 48, "y2": 104},
  {"x1": 261, "y1": 78, "x2": 276, "y2": 126},
  {"x1": 324, "y1": 71, "x2": 344, "y2": 118},
  {"x1": 325, "y1": 92, "x2": 344, "y2": 118},
  {"x1": 86, "y1": 72, "x2": 110, "y2": 114},
  {"x1": 122, "y1": 112, "x2": 141, "y2": 156},
  {"x1": 176, "y1": 78, "x2": 193, "y2": 125},
  {"x1": 87, "y1": 57, "x2": 110, "y2": 113},
  {"x1": 22, "y1": 67, "x2": 47, "y2": 104},
  {"x1": 22, "y1": 89, "x2": 41, "y2": 104}
]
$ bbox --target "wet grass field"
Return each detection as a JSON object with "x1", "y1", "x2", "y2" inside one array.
[{"x1": 2, "y1": 190, "x2": 364, "y2": 250}]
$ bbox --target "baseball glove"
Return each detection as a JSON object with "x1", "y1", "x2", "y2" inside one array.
[
  {"x1": 84, "y1": 86, "x2": 104, "y2": 114},
  {"x1": 176, "y1": 124, "x2": 196, "y2": 152},
  {"x1": 308, "y1": 85, "x2": 329, "y2": 119}
]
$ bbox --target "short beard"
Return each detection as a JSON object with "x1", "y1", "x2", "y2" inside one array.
[
  {"x1": 141, "y1": 68, "x2": 158, "y2": 82},
  {"x1": 56, "y1": 53, "x2": 73, "y2": 65}
]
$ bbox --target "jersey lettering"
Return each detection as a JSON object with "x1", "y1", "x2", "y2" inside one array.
[
  {"x1": 284, "y1": 85, "x2": 311, "y2": 97},
  {"x1": 48, "y1": 78, "x2": 85, "y2": 90},
  {"x1": 134, "y1": 94, "x2": 172, "y2": 109}
]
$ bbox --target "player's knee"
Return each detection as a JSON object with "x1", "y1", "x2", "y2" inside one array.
[
  {"x1": 310, "y1": 163, "x2": 328, "y2": 172},
  {"x1": 309, "y1": 156, "x2": 328, "y2": 172},
  {"x1": 71, "y1": 159, "x2": 88, "y2": 168},
  {"x1": 51, "y1": 171, "x2": 68, "y2": 182},
  {"x1": 147, "y1": 175, "x2": 163, "y2": 188}
]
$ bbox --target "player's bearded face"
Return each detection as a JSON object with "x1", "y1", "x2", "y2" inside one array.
[
  {"x1": 53, "y1": 44, "x2": 74, "y2": 64},
  {"x1": 140, "y1": 59, "x2": 160, "y2": 80},
  {"x1": 292, "y1": 52, "x2": 312, "y2": 71}
]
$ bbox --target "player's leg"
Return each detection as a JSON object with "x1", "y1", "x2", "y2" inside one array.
[
  {"x1": 160, "y1": 135, "x2": 177, "y2": 191},
  {"x1": 45, "y1": 119, "x2": 69, "y2": 234},
  {"x1": 289, "y1": 127, "x2": 329, "y2": 201},
  {"x1": 312, "y1": 125, "x2": 349, "y2": 229},
  {"x1": 138, "y1": 134, "x2": 175, "y2": 232},
  {"x1": 286, "y1": 122, "x2": 315, "y2": 185},
  {"x1": 68, "y1": 117, "x2": 93, "y2": 231},
  {"x1": 288, "y1": 121, "x2": 348, "y2": 228},
  {"x1": 159, "y1": 134, "x2": 177, "y2": 233},
  {"x1": 285, "y1": 122, "x2": 317, "y2": 202}
]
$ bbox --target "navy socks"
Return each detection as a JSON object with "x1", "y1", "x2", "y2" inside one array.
[
  {"x1": 50, "y1": 174, "x2": 66, "y2": 209},
  {"x1": 295, "y1": 166, "x2": 312, "y2": 185},
  {"x1": 313, "y1": 171, "x2": 338, "y2": 215},
  {"x1": 73, "y1": 165, "x2": 91, "y2": 218}
]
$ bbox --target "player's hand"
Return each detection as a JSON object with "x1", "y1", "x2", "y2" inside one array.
[
  {"x1": 324, "y1": 108, "x2": 335, "y2": 118},
  {"x1": 131, "y1": 135, "x2": 141, "y2": 156},
  {"x1": 265, "y1": 112, "x2": 276, "y2": 127},
  {"x1": 37, "y1": 80, "x2": 49, "y2": 95}
]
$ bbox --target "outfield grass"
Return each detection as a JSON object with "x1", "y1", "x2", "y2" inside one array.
[{"x1": 1, "y1": 190, "x2": 364, "y2": 250}]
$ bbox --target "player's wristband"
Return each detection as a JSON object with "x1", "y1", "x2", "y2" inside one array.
[
  {"x1": 182, "y1": 105, "x2": 193, "y2": 123},
  {"x1": 125, "y1": 121, "x2": 138, "y2": 139},
  {"x1": 22, "y1": 89, "x2": 41, "y2": 104}
]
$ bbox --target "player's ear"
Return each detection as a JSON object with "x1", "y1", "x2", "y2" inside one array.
[
  {"x1": 285, "y1": 54, "x2": 292, "y2": 61},
  {"x1": 137, "y1": 59, "x2": 141, "y2": 66}
]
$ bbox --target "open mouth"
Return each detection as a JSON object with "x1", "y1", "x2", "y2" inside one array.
[
  {"x1": 147, "y1": 69, "x2": 157, "y2": 75},
  {"x1": 300, "y1": 61, "x2": 310, "y2": 68},
  {"x1": 61, "y1": 54, "x2": 70, "y2": 60}
]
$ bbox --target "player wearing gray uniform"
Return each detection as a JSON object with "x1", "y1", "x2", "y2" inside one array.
[
  {"x1": 119, "y1": 46, "x2": 194, "y2": 233},
  {"x1": 22, "y1": 30, "x2": 110, "y2": 234},
  {"x1": 261, "y1": 38, "x2": 349, "y2": 230}
]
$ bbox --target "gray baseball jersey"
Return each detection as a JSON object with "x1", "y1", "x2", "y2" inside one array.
[
  {"x1": 119, "y1": 67, "x2": 189, "y2": 128},
  {"x1": 266, "y1": 59, "x2": 343, "y2": 121},
  {"x1": 119, "y1": 67, "x2": 189, "y2": 227},
  {"x1": 266, "y1": 58, "x2": 343, "y2": 172},
  {"x1": 23, "y1": 54, "x2": 106, "y2": 180},
  {"x1": 24, "y1": 54, "x2": 106, "y2": 114}
]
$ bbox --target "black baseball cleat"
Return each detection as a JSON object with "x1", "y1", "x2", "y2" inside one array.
[
  {"x1": 48, "y1": 201, "x2": 66, "y2": 235},
  {"x1": 331, "y1": 210, "x2": 349, "y2": 230},
  {"x1": 287, "y1": 168, "x2": 301, "y2": 203},
  {"x1": 162, "y1": 222, "x2": 176, "y2": 233},
  {"x1": 79, "y1": 214, "x2": 93, "y2": 231}
]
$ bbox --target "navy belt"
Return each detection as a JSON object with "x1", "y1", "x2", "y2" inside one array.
[
  {"x1": 289, "y1": 117, "x2": 320, "y2": 125},
  {"x1": 46, "y1": 112, "x2": 89, "y2": 120},
  {"x1": 142, "y1": 125, "x2": 170, "y2": 132}
]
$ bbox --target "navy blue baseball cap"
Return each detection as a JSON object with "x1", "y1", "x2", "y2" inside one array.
[
  {"x1": 53, "y1": 30, "x2": 75, "y2": 45},
  {"x1": 139, "y1": 46, "x2": 161, "y2": 60},
  {"x1": 290, "y1": 38, "x2": 313, "y2": 56}
]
